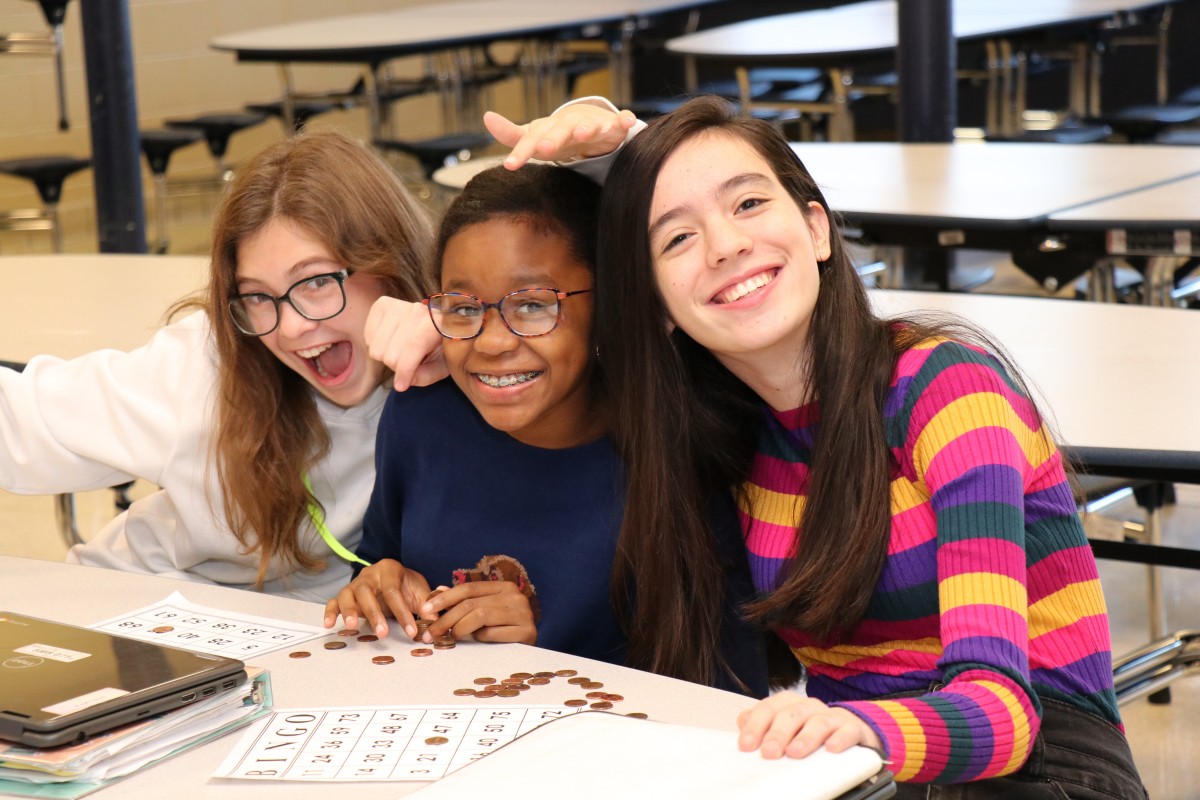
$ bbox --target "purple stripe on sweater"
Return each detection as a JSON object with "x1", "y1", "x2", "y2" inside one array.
[
  {"x1": 884, "y1": 374, "x2": 915, "y2": 418},
  {"x1": 941, "y1": 636, "x2": 1027, "y2": 674},
  {"x1": 748, "y1": 550, "x2": 787, "y2": 595},
  {"x1": 1030, "y1": 652, "x2": 1116, "y2": 697},
  {"x1": 807, "y1": 670, "x2": 941, "y2": 703},
  {"x1": 930, "y1": 463, "x2": 1024, "y2": 512},
  {"x1": 1024, "y1": 482, "x2": 1077, "y2": 523},
  {"x1": 876, "y1": 537, "x2": 937, "y2": 592}
]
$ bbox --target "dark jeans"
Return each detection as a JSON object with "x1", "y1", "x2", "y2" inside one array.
[{"x1": 891, "y1": 698, "x2": 1148, "y2": 800}]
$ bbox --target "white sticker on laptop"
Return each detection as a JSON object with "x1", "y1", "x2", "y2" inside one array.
[
  {"x1": 43, "y1": 687, "x2": 130, "y2": 716},
  {"x1": 16, "y1": 642, "x2": 91, "y2": 663}
]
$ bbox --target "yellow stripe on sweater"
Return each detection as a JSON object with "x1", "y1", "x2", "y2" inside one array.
[
  {"x1": 740, "y1": 483, "x2": 805, "y2": 529},
  {"x1": 939, "y1": 572, "x2": 1028, "y2": 616},
  {"x1": 911, "y1": 394, "x2": 1055, "y2": 482},
  {"x1": 1028, "y1": 578, "x2": 1107, "y2": 638}
]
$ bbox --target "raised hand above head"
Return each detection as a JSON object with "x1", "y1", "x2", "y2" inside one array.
[{"x1": 483, "y1": 97, "x2": 637, "y2": 170}]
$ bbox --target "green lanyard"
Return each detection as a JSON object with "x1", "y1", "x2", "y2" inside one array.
[{"x1": 303, "y1": 474, "x2": 371, "y2": 567}]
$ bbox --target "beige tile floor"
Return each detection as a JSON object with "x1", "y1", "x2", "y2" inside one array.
[{"x1": 2, "y1": 176, "x2": 1197, "y2": 795}]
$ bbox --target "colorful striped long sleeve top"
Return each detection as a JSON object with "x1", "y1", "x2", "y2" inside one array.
[{"x1": 741, "y1": 338, "x2": 1121, "y2": 784}]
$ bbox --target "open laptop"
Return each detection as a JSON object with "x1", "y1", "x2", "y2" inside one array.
[{"x1": 0, "y1": 611, "x2": 247, "y2": 748}]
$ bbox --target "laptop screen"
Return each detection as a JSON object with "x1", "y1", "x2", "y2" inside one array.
[{"x1": 0, "y1": 612, "x2": 246, "y2": 747}]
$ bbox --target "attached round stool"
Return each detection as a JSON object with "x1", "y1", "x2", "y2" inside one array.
[
  {"x1": 1092, "y1": 104, "x2": 1200, "y2": 143},
  {"x1": 139, "y1": 128, "x2": 203, "y2": 253},
  {"x1": 245, "y1": 98, "x2": 340, "y2": 136},
  {"x1": 0, "y1": 155, "x2": 91, "y2": 252},
  {"x1": 985, "y1": 123, "x2": 1112, "y2": 144},
  {"x1": 164, "y1": 111, "x2": 267, "y2": 180},
  {"x1": 374, "y1": 133, "x2": 491, "y2": 180}
]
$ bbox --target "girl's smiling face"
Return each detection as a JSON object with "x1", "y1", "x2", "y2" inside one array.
[
  {"x1": 438, "y1": 217, "x2": 602, "y2": 449},
  {"x1": 648, "y1": 132, "x2": 830, "y2": 371},
  {"x1": 235, "y1": 217, "x2": 388, "y2": 408}
]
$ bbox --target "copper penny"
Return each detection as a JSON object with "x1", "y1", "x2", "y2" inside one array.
[
  {"x1": 425, "y1": 736, "x2": 449, "y2": 745},
  {"x1": 288, "y1": 651, "x2": 311, "y2": 659},
  {"x1": 527, "y1": 677, "x2": 551, "y2": 685},
  {"x1": 585, "y1": 691, "x2": 606, "y2": 699},
  {"x1": 151, "y1": 625, "x2": 174, "y2": 633},
  {"x1": 582, "y1": 681, "x2": 604, "y2": 689},
  {"x1": 509, "y1": 671, "x2": 533, "y2": 680},
  {"x1": 323, "y1": 641, "x2": 347, "y2": 650},
  {"x1": 453, "y1": 688, "x2": 477, "y2": 696},
  {"x1": 475, "y1": 689, "x2": 498, "y2": 698},
  {"x1": 372, "y1": 655, "x2": 395, "y2": 665},
  {"x1": 626, "y1": 712, "x2": 648, "y2": 719},
  {"x1": 514, "y1": 683, "x2": 530, "y2": 691},
  {"x1": 566, "y1": 677, "x2": 588, "y2": 685},
  {"x1": 555, "y1": 669, "x2": 578, "y2": 677},
  {"x1": 500, "y1": 677, "x2": 525, "y2": 686},
  {"x1": 496, "y1": 688, "x2": 520, "y2": 698},
  {"x1": 589, "y1": 701, "x2": 614, "y2": 710},
  {"x1": 474, "y1": 677, "x2": 497, "y2": 685},
  {"x1": 337, "y1": 628, "x2": 360, "y2": 637},
  {"x1": 433, "y1": 641, "x2": 456, "y2": 650},
  {"x1": 601, "y1": 694, "x2": 624, "y2": 702},
  {"x1": 564, "y1": 699, "x2": 587, "y2": 707},
  {"x1": 357, "y1": 634, "x2": 379, "y2": 643},
  {"x1": 534, "y1": 671, "x2": 556, "y2": 678},
  {"x1": 410, "y1": 648, "x2": 433, "y2": 657}
]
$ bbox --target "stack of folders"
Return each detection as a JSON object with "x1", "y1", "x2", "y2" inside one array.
[{"x1": 0, "y1": 668, "x2": 271, "y2": 799}]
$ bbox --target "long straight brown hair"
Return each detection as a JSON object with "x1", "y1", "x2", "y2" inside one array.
[
  {"x1": 597, "y1": 97, "x2": 906, "y2": 649},
  {"x1": 203, "y1": 131, "x2": 433, "y2": 586}
]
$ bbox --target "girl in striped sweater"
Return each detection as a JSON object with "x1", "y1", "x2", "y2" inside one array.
[{"x1": 591, "y1": 96, "x2": 1147, "y2": 798}]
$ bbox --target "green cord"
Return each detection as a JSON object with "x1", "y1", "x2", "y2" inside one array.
[{"x1": 303, "y1": 474, "x2": 371, "y2": 567}]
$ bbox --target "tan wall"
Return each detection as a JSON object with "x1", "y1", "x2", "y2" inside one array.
[{"x1": 0, "y1": 0, "x2": 542, "y2": 253}]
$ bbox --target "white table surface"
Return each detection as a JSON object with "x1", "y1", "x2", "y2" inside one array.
[
  {"x1": 791, "y1": 142, "x2": 1200, "y2": 228},
  {"x1": 871, "y1": 289, "x2": 1200, "y2": 471},
  {"x1": 434, "y1": 143, "x2": 1200, "y2": 229},
  {"x1": 211, "y1": 0, "x2": 718, "y2": 61},
  {"x1": 666, "y1": 0, "x2": 1173, "y2": 59},
  {"x1": 0, "y1": 555, "x2": 756, "y2": 799},
  {"x1": 1049, "y1": 173, "x2": 1200, "y2": 229},
  {"x1": 1, "y1": 255, "x2": 209, "y2": 364}
]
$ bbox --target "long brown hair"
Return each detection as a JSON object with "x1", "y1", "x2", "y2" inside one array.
[
  {"x1": 203, "y1": 131, "x2": 433, "y2": 585},
  {"x1": 596, "y1": 97, "x2": 1016, "y2": 651}
]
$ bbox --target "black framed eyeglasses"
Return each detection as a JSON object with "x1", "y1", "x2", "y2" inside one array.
[
  {"x1": 423, "y1": 287, "x2": 593, "y2": 340},
  {"x1": 229, "y1": 269, "x2": 350, "y2": 336}
]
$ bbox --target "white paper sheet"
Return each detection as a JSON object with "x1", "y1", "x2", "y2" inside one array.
[
  {"x1": 412, "y1": 711, "x2": 890, "y2": 800},
  {"x1": 89, "y1": 592, "x2": 327, "y2": 658}
]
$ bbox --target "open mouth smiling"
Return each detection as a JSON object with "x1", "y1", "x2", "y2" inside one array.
[
  {"x1": 296, "y1": 341, "x2": 353, "y2": 380},
  {"x1": 712, "y1": 268, "x2": 778, "y2": 304}
]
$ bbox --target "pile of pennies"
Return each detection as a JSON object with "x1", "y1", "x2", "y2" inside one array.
[
  {"x1": 289, "y1": 635, "x2": 648, "y2": 718},
  {"x1": 409, "y1": 617, "x2": 455, "y2": 657},
  {"x1": 452, "y1": 669, "x2": 647, "y2": 717}
]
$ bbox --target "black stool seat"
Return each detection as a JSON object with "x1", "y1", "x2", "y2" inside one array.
[
  {"x1": 986, "y1": 123, "x2": 1112, "y2": 144},
  {"x1": 561, "y1": 53, "x2": 609, "y2": 95},
  {"x1": 1173, "y1": 85, "x2": 1200, "y2": 105},
  {"x1": 29, "y1": 0, "x2": 71, "y2": 26},
  {"x1": 1155, "y1": 128, "x2": 1200, "y2": 146},
  {"x1": 245, "y1": 99, "x2": 339, "y2": 132},
  {"x1": 1092, "y1": 103, "x2": 1200, "y2": 142},
  {"x1": 375, "y1": 133, "x2": 491, "y2": 178},
  {"x1": 165, "y1": 112, "x2": 267, "y2": 159},
  {"x1": 0, "y1": 155, "x2": 91, "y2": 204},
  {"x1": 139, "y1": 128, "x2": 203, "y2": 175}
]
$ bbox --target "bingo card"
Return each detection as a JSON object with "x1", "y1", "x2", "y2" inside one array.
[
  {"x1": 90, "y1": 591, "x2": 328, "y2": 658},
  {"x1": 215, "y1": 705, "x2": 588, "y2": 782}
]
